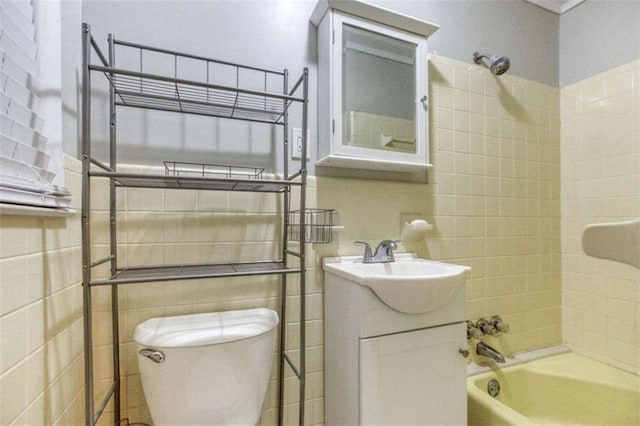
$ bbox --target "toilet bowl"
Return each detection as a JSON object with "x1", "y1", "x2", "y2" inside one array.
[{"x1": 134, "y1": 308, "x2": 279, "y2": 425}]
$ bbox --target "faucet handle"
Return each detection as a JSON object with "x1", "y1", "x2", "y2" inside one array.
[
  {"x1": 490, "y1": 316, "x2": 510, "y2": 333},
  {"x1": 354, "y1": 241, "x2": 372, "y2": 261},
  {"x1": 466, "y1": 321, "x2": 483, "y2": 340},
  {"x1": 476, "y1": 318, "x2": 497, "y2": 336},
  {"x1": 376, "y1": 239, "x2": 398, "y2": 250},
  {"x1": 355, "y1": 240, "x2": 371, "y2": 249}
]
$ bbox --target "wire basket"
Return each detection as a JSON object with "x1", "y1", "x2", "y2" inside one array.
[
  {"x1": 164, "y1": 161, "x2": 264, "y2": 180},
  {"x1": 288, "y1": 209, "x2": 336, "y2": 244}
]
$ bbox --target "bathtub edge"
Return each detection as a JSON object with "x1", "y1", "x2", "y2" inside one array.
[{"x1": 467, "y1": 344, "x2": 571, "y2": 377}]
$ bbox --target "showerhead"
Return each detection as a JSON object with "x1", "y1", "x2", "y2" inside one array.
[{"x1": 473, "y1": 52, "x2": 511, "y2": 75}]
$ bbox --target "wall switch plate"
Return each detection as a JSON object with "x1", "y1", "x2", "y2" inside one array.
[{"x1": 292, "y1": 128, "x2": 311, "y2": 160}]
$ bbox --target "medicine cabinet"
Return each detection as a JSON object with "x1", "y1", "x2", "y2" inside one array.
[{"x1": 311, "y1": 0, "x2": 439, "y2": 172}]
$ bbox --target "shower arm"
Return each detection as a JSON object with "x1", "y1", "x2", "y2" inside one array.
[{"x1": 473, "y1": 52, "x2": 493, "y2": 64}]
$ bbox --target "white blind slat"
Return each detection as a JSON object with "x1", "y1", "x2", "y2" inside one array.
[
  {"x1": 0, "y1": 29, "x2": 37, "y2": 75},
  {"x1": 0, "y1": 25, "x2": 37, "y2": 61},
  {"x1": 0, "y1": 11, "x2": 36, "y2": 56},
  {"x1": 1, "y1": 92, "x2": 45, "y2": 132},
  {"x1": 0, "y1": 173, "x2": 69, "y2": 197},
  {"x1": 0, "y1": 134, "x2": 50, "y2": 169},
  {"x1": 0, "y1": 155, "x2": 55, "y2": 186},
  {"x1": 0, "y1": 2, "x2": 35, "y2": 39},
  {"x1": 1, "y1": 71, "x2": 41, "y2": 110},
  {"x1": 1, "y1": 112, "x2": 47, "y2": 150},
  {"x1": 0, "y1": 186, "x2": 71, "y2": 209},
  {"x1": 0, "y1": 49, "x2": 31, "y2": 90}
]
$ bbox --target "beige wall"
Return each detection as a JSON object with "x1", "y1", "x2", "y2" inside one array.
[
  {"x1": 0, "y1": 157, "x2": 84, "y2": 425},
  {"x1": 561, "y1": 59, "x2": 640, "y2": 373}
]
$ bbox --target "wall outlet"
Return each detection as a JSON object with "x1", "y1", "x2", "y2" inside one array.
[{"x1": 291, "y1": 128, "x2": 311, "y2": 160}]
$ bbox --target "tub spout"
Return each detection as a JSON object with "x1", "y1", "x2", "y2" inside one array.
[{"x1": 476, "y1": 341, "x2": 505, "y2": 363}]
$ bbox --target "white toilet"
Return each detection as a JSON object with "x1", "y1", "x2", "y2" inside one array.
[{"x1": 134, "y1": 308, "x2": 279, "y2": 425}]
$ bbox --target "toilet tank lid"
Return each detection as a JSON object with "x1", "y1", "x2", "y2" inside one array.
[{"x1": 133, "y1": 308, "x2": 279, "y2": 348}]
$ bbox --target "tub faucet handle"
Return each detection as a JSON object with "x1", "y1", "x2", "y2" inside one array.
[
  {"x1": 467, "y1": 321, "x2": 483, "y2": 339},
  {"x1": 476, "y1": 318, "x2": 497, "y2": 336},
  {"x1": 490, "y1": 315, "x2": 510, "y2": 333}
]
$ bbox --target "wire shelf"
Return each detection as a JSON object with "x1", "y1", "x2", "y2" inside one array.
[
  {"x1": 108, "y1": 70, "x2": 291, "y2": 123},
  {"x1": 288, "y1": 209, "x2": 337, "y2": 244},
  {"x1": 89, "y1": 170, "x2": 297, "y2": 193},
  {"x1": 89, "y1": 261, "x2": 300, "y2": 286},
  {"x1": 164, "y1": 161, "x2": 264, "y2": 180},
  {"x1": 88, "y1": 38, "x2": 305, "y2": 124}
]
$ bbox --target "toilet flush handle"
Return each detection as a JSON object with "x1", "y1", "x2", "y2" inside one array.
[{"x1": 139, "y1": 348, "x2": 165, "y2": 363}]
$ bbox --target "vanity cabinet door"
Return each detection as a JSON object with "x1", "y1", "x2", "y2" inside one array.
[{"x1": 359, "y1": 323, "x2": 467, "y2": 425}]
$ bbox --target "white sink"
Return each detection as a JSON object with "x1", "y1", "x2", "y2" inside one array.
[{"x1": 323, "y1": 253, "x2": 471, "y2": 314}]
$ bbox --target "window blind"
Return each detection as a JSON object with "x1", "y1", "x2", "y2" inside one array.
[{"x1": 0, "y1": 0, "x2": 71, "y2": 212}]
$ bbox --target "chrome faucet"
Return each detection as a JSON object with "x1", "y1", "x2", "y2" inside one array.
[
  {"x1": 355, "y1": 240, "x2": 398, "y2": 263},
  {"x1": 476, "y1": 341, "x2": 505, "y2": 363}
]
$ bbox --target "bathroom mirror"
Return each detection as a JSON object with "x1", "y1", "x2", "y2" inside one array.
[
  {"x1": 312, "y1": 1, "x2": 438, "y2": 172},
  {"x1": 341, "y1": 24, "x2": 417, "y2": 155}
]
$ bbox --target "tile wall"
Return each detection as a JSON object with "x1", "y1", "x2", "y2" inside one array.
[
  {"x1": 560, "y1": 59, "x2": 640, "y2": 373},
  {"x1": 0, "y1": 156, "x2": 84, "y2": 425},
  {"x1": 428, "y1": 55, "x2": 562, "y2": 357}
]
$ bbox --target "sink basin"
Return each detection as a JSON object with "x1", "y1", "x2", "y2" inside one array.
[{"x1": 323, "y1": 253, "x2": 471, "y2": 314}]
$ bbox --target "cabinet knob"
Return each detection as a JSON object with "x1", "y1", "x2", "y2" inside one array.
[
  {"x1": 420, "y1": 95, "x2": 428, "y2": 111},
  {"x1": 459, "y1": 348, "x2": 469, "y2": 358}
]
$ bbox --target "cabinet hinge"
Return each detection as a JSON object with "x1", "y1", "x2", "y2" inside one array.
[
  {"x1": 332, "y1": 30, "x2": 335, "y2": 45},
  {"x1": 332, "y1": 119, "x2": 335, "y2": 134}
]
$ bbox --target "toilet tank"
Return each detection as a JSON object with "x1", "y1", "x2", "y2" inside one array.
[{"x1": 134, "y1": 308, "x2": 278, "y2": 426}]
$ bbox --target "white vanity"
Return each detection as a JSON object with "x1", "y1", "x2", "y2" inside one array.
[
  {"x1": 310, "y1": 0, "x2": 439, "y2": 172},
  {"x1": 323, "y1": 253, "x2": 470, "y2": 425}
]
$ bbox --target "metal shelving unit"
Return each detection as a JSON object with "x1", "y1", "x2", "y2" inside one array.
[{"x1": 81, "y1": 23, "x2": 309, "y2": 426}]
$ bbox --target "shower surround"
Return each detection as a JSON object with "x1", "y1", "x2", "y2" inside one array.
[
  {"x1": 561, "y1": 58, "x2": 640, "y2": 373},
  {"x1": 427, "y1": 55, "x2": 562, "y2": 359}
]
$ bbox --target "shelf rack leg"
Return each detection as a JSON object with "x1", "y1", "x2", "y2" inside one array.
[
  {"x1": 108, "y1": 33, "x2": 122, "y2": 426},
  {"x1": 81, "y1": 23, "x2": 95, "y2": 426},
  {"x1": 298, "y1": 67, "x2": 309, "y2": 426},
  {"x1": 279, "y1": 67, "x2": 309, "y2": 426},
  {"x1": 278, "y1": 68, "x2": 289, "y2": 426},
  {"x1": 278, "y1": 273, "x2": 287, "y2": 425}
]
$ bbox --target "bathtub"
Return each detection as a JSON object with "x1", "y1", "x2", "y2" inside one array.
[{"x1": 468, "y1": 351, "x2": 640, "y2": 425}]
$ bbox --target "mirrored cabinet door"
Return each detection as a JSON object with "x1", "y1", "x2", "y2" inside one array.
[{"x1": 335, "y1": 15, "x2": 424, "y2": 162}]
